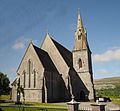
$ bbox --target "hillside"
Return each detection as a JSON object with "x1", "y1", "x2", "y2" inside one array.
[{"x1": 94, "y1": 77, "x2": 120, "y2": 90}]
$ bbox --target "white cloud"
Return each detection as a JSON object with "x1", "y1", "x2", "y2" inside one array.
[
  {"x1": 12, "y1": 36, "x2": 31, "y2": 50},
  {"x1": 93, "y1": 47, "x2": 120, "y2": 63},
  {"x1": 12, "y1": 40, "x2": 24, "y2": 49}
]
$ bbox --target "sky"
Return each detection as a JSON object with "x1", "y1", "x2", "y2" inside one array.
[{"x1": 0, "y1": 0, "x2": 120, "y2": 82}]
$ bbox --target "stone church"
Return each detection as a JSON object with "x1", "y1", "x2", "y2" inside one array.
[{"x1": 11, "y1": 11, "x2": 95, "y2": 103}]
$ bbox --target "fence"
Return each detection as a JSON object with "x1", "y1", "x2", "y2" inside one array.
[
  {"x1": 79, "y1": 107, "x2": 92, "y2": 111},
  {"x1": 79, "y1": 106, "x2": 120, "y2": 111}
]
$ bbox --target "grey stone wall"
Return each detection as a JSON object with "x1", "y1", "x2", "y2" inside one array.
[
  {"x1": 73, "y1": 49, "x2": 94, "y2": 101},
  {"x1": 14, "y1": 43, "x2": 45, "y2": 102},
  {"x1": 11, "y1": 85, "x2": 17, "y2": 101},
  {"x1": 41, "y1": 35, "x2": 70, "y2": 81}
]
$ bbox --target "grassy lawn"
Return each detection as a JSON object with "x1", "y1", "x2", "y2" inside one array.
[
  {"x1": 0, "y1": 102, "x2": 66, "y2": 108},
  {"x1": 0, "y1": 107, "x2": 67, "y2": 111},
  {"x1": 0, "y1": 95, "x2": 10, "y2": 100},
  {"x1": 0, "y1": 94, "x2": 66, "y2": 109},
  {"x1": 0, "y1": 102, "x2": 67, "y2": 111},
  {"x1": 112, "y1": 99, "x2": 120, "y2": 105},
  {"x1": 0, "y1": 97, "x2": 67, "y2": 111}
]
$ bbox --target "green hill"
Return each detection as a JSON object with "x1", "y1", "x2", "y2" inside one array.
[
  {"x1": 94, "y1": 77, "x2": 120, "y2": 90},
  {"x1": 94, "y1": 77, "x2": 120, "y2": 99}
]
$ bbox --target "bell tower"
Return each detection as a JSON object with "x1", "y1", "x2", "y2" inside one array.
[{"x1": 72, "y1": 10, "x2": 95, "y2": 101}]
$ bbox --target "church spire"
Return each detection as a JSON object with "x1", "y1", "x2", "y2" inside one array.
[
  {"x1": 77, "y1": 9, "x2": 84, "y2": 32},
  {"x1": 74, "y1": 10, "x2": 88, "y2": 50}
]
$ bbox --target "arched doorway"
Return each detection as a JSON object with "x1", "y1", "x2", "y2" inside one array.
[{"x1": 80, "y1": 90, "x2": 85, "y2": 101}]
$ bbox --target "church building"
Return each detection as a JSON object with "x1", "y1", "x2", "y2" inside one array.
[{"x1": 11, "y1": 11, "x2": 95, "y2": 103}]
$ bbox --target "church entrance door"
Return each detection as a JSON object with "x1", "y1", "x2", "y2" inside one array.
[{"x1": 80, "y1": 90, "x2": 85, "y2": 101}]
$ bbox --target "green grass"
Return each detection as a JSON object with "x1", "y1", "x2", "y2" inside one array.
[
  {"x1": 0, "y1": 107, "x2": 67, "y2": 111},
  {"x1": 0, "y1": 95, "x2": 10, "y2": 100},
  {"x1": 112, "y1": 99, "x2": 120, "y2": 106},
  {"x1": 24, "y1": 102, "x2": 66, "y2": 108},
  {"x1": 0, "y1": 102, "x2": 66, "y2": 109},
  {"x1": 0, "y1": 95, "x2": 66, "y2": 109},
  {"x1": 0, "y1": 101, "x2": 67, "y2": 111}
]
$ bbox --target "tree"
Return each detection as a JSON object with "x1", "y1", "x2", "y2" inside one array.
[{"x1": 0, "y1": 72, "x2": 10, "y2": 96}]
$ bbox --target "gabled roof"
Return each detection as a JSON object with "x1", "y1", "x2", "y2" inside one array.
[
  {"x1": 33, "y1": 45, "x2": 58, "y2": 72},
  {"x1": 16, "y1": 41, "x2": 33, "y2": 73},
  {"x1": 11, "y1": 78, "x2": 17, "y2": 86},
  {"x1": 51, "y1": 38, "x2": 73, "y2": 68}
]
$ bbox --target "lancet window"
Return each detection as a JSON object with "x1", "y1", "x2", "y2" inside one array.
[
  {"x1": 28, "y1": 59, "x2": 33, "y2": 88},
  {"x1": 78, "y1": 58, "x2": 82, "y2": 68},
  {"x1": 33, "y1": 69, "x2": 36, "y2": 88}
]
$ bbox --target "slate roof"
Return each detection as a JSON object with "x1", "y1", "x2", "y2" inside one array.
[
  {"x1": 51, "y1": 38, "x2": 73, "y2": 68},
  {"x1": 33, "y1": 45, "x2": 58, "y2": 72}
]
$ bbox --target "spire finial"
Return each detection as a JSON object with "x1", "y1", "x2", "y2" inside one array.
[
  {"x1": 45, "y1": 28, "x2": 50, "y2": 37},
  {"x1": 46, "y1": 28, "x2": 48, "y2": 34},
  {"x1": 29, "y1": 39, "x2": 33, "y2": 44},
  {"x1": 78, "y1": 8, "x2": 80, "y2": 15}
]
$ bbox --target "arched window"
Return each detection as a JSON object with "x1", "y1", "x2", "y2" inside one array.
[
  {"x1": 33, "y1": 69, "x2": 36, "y2": 88},
  {"x1": 78, "y1": 58, "x2": 82, "y2": 68},
  {"x1": 78, "y1": 31, "x2": 82, "y2": 40},
  {"x1": 78, "y1": 34, "x2": 81, "y2": 40},
  {"x1": 28, "y1": 59, "x2": 33, "y2": 88}
]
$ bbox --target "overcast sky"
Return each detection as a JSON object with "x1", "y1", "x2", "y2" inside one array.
[{"x1": 0, "y1": 0, "x2": 120, "y2": 82}]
